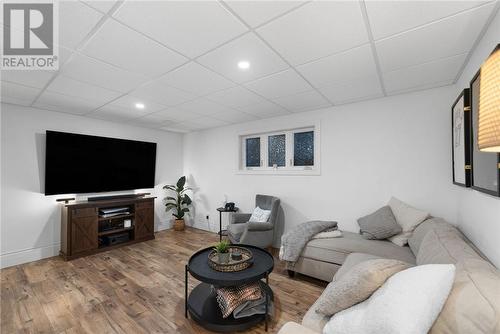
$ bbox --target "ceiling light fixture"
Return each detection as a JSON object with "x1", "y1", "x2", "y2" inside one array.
[
  {"x1": 135, "y1": 103, "x2": 145, "y2": 109},
  {"x1": 238, "y1": 60, "x2": 250, "y2": 70}
]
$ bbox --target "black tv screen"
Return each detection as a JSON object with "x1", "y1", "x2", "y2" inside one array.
[{"x1": 45, "y1": 131, "x2": 157, "y2": 195}]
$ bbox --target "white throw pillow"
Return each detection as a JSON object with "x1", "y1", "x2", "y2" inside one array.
[
  {"x1": 387, "y1": 197, "x2": 429, "y2": 246},
  {"x1": 323, "y1": 264, "x2": 456, "y2": 334},
  {"x1": 249, "y1": 207, "x2": 271, "y2": 223}
]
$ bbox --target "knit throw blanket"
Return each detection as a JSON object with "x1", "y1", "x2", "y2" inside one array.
[{"x1": 279, "y1": 220, "x2": 338, "y2": 265}]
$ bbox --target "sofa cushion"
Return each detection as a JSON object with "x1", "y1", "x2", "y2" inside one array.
[
  {"x1": 387, "y1": 197, "x2": 429, "y2": 246},
  {"x1": 301, "y1": 231, "x2": 416, "y2": 266},
  {"x1": 316, "y1": 259, "x2": 410, "y2": 316},
  {"x1": 278, "y1": 322, "x2": 318, "y2": 334},
  {"x1": 302, "y1": 295, "x2": 330, "y2": 333},
  {"x1": 357, "y1": 206, "x2": 402, "y2": 240},
  {"x1": 333, "y1": 252, "x2": 383, "y2": 280},
  {"x1": 408, "y1": 217, "x2": 458, "y2": 255}
]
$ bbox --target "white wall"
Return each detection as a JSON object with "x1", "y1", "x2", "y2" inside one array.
[
  {"x1": 453, "y1": 10, "x2": 500, "y2": 267},
  {"x1": 0, "y1": 103, "x2": 184, "y2": 268},
  {"x1": 183, "y1": 86, "x2": 460, "y2": 247}
]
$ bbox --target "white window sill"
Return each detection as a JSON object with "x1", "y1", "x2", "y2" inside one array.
[{"x1": 236, "y1": 168, "x2": 321, "y2": 176}]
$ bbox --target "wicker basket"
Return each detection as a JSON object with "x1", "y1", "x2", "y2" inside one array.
[{"x1": 208, "y1": 246, "x2": 253, "y2": 272}]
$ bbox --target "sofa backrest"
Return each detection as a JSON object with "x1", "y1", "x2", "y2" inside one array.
[{"x1": 410, "y1": 218, "x2": 500, "y2": 334}]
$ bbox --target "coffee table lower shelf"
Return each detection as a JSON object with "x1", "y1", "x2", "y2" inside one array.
[{"x1": 186, "y1": 282, "x2": 273, "y2": 332}]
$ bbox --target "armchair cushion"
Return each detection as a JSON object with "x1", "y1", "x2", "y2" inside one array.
[
  {"x1": 247, "y1": 222, "x2": 274, "y2": 231},
  {"x1": 231, "y1": 213, "x2": 252, "y2": 224}
]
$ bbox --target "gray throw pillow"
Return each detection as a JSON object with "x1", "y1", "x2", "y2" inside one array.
[
  {"x1": 357, "y1": 206, "x2": 402, "y2": 240},
  {"x1": 315, "y1": 259, "x2": 411, "y2": 316}
]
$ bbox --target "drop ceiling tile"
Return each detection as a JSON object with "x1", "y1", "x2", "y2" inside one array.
[
  {"x1": 197, "y1": 33, "x2": 289, "y2": 83},
  {"x1": 181, "y1": 116, "x2": 230, "y2": 129},
  {"x1": 106, "y1": 95, "x2": 167, "y2": 114},
  {"x1": 158, "y1": 62, "x2": 235, "y2": 96},
  {"x1": 82, "y1": 19, "x2": 188, "y2": 76},
  {"x1": 318, "y1": 76, "x2": 383, "y2": 105},
  {"x1": 88, "y1": 104, "x2": 147, "y2": 122},
  {"x1": 83, "y1": 1, "x2": 117, "y2": 14},
  {"x1": 162, "y1": 109, "x2": 200, "y2": 123},
  {"x1": 297, "y1": 44, "x2": 378, "y2": 88},
  {"x1": 257, "y1": 1, "x2": 368, "y2": 65},
  {"x1": 237, "y1": 100, "x2": 290, "y2": 118},
  {"x1": 46, "y1": 75, "x2": 122, "y2": 105},
  {"x1": 206, "y1": 86, "x2": 266, "y2": 109},
  {"x1": 383, "y1": 53, "x2": 468, "y2": 93},
  {"x1": 212, "y1": 110, "x2": 258, "y2": 123},
  {"x1": 366, "y1": 1, "x2": 489, "y2": 40},
  {"x1": 34, "y1": 91, "x2": 102, "y2": 115},
  {"x1": 1, "y1": 81, "x2": 40, "y2": 106},
  {"x1": 160, "y1": 124, "x2": 191, "y2": 133},
  {"x1": 272, "y1": 90, "x2": 331, "y2": 113},
  {"x1": 62, "y1": 54, "x2": 149, "y2": 92},
  {"x1": 130, "y1": 81, "x2": 196, "y2": 106},
  {"x1": 245, "y1": 69, "x2": 312, "y2": 99},
  {"x1": 1, "y1": 70, "x2": 55, "y2": 89},
  {"x1": 178, "y1": 98, "x2": 236, "y2": 116},
  {"x1": 376, "y1": 3, "x2": 495, "y2": 72},
  {"x1": 134, "y1": 109, "x2": 179, "y2": 123},
  {"x1": 60, "y1": 1, "x2": 103, "y2": 50},
  {"x1": 114, "y1": 1, "x2": 247, "y2": 58},
  {"x1": 127, "y1": 118, "x2": 166, "y2": 129},
  {"x1": 224, "y1": 1, "x2": 306, "y2": 27}
]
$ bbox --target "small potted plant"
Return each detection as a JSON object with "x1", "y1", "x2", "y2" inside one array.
[
  {"x1": 214, "y1": 240, "x2": 230, "y2": 263},
  {"x1": 164, "y1": 176, "x2": 192, "y2": 231}
]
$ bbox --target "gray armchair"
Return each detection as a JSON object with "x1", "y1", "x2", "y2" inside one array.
[{"x1": 227, "y1": 195, "x2": 280, "y2": 248}]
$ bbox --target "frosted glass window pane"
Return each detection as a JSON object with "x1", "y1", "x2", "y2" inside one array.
[
  {"x1": 246, "y1": 137, "x2": 260, "y2": 167},
  {"x1": 268, "y1": 134, "x2": 286, "y2": 167},
  {"x1": 294, "y1": 131, "x2": 314, "y2": 166}
]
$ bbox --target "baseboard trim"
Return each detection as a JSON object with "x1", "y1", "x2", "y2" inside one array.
[{"x1": 1, "y1": 243, "x2": 60, "y2": 269}]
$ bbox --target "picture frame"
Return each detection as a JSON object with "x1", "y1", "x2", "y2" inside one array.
[
  {"x1": 452, "y1": 89, "x2": 471, "y2": 187},
  {"x1": 469, "y1": 70, "x2": 500, "y2": 197}
]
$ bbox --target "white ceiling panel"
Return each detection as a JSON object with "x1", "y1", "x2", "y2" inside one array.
[
  {"x1": 180, "y1": 117, "x2": 230, "y2": 130},
  {"x1": 366, "y1": 1, "x2": 489, "y2": 40},
  {"x1": 178, "y1": 98, "x2": 236, "y2": 116},
  {"x1": 318, "y1": 76, "x2": 383, "y2": 105},
  {"x1": 297, "y1": 44, "x2": 378, "y2": 88},
  {"x1": 34, "y1": 91, "x2": 102, "y2": 115},
  {"x1": 59, "y1": 1, "x2": 103, "y2": 50},
  {"x1": 198, "y1": 33, "x2": 288, "y2": 83},
  {"x1": 1, "y1": 81, "x2": 40, "y2": 106},
  {"x1": 114, "y1": 1, "x2": 247, "y2": 58},
  {"x1": 224, "y1": 1, "x2": 306, "y2": 27},
  {"x1": 158, "y1": 62, "x2": 235, "y2": 96},
  {"x1": 161, "y1": 109, "x2": 201, "y2": 123},
  {"x1": 273, "y1": 90, "x2": 331, "y2": 113},
  {"x1": 245, "y1": 69, "x2": 312, "y2": 99},
  {"x1": 62, "y1": 54, "x2": 148, "y2": 93},
  {"x1": 88, "y1": 104, "x2": 149, "y2": 122},
  {"x1": 1, "y1": 70, "x2": 55, "y2": 89},
  {"x1": 133, "y1": 109, "x2": 180, "y2": 123},
  {"x1": 83, "y1": 1, "x2": 117, "y2": 14},
  {"x1": 376, "y1": 3, "x2": 495, "y2": 72},
  {"x1": 237, "y1": 100, "x2": 290, "y2": 118},
  {"x1": 82, "y1": 19, "x2": 188, "y2": 76},
  {"x1": 46, "y1": 75, "x2": 122, "y2": 105},
  {"x1": 109, "y1": 94, "x2": 167, "y2": 114},
  {"x1": 130, "y1": 81, "x2": 196, "y2": 106},
  {"x1": 206, "y1": 86, "x2": 266, "y2": 109},
  {"x1": 383, "y1": 53, "x2": 468, "y2": 93},
  {"x1": 212, "y1": 110, "x2": 258, "y2": 123},
  {"x1": 257, "y1": 1, "x2": 368, "y2": 65}
]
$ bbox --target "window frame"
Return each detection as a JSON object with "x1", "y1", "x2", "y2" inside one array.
[{"x1": 238, "y1": 123, "x2": 320, "y2": 175}]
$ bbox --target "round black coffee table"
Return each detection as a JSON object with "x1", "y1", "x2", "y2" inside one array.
[{"x1": 185, "y1": 245, "x2": 274, "y2": 332}]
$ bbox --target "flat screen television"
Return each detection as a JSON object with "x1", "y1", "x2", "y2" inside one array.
[{"x1": 45, "y1": 131, "x2": 157, "y2": 195}]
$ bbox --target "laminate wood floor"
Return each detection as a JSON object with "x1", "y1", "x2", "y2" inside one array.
[{"x1": 1, "y1": 228, "x2": 326, "y2": 334}]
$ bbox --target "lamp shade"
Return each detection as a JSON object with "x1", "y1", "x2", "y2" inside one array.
[{"x1": 478, "y1": 44, "x2": 500, "y2": 152}]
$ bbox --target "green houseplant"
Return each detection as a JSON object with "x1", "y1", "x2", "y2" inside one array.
[
  {"x1": 164, "y1": 176, "x2": 192, "y2": 231},
  {"x1": 214, "y1": 240, "x2": 230, "y2": 263}
]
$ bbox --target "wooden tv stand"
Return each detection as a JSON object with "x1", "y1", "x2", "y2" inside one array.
[{"x1": 60, "y1": 196, "x2": 156, "y2": 260}]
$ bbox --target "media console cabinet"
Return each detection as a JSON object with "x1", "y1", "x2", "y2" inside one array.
[{"x1": 60, "y1": 196, "x2": 155, "y2": 260}]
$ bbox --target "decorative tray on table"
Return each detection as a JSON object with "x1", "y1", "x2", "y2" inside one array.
[{"x1": 208, "y1": 246, "x2": 253, "y2": 272}]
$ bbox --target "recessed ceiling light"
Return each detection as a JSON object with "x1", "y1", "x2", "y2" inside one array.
[
  {"x1": 238, "y1": 60, "x2": 250, "y2": 70},
  {"x1": 135, "y1": 103, "x2": 145, "y2": 109}
]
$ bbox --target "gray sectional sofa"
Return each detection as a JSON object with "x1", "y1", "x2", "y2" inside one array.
[{"x1": 280, "y1": 217, "x2": 500, "y2": 334}]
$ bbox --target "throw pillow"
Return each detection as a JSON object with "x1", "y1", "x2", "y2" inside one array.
[
  {"x1": 316, "y1": 259, "x2": 410, "y2": 316},
  {"x1": 323, "y1": 264, "x2": 456, "y2": 334},
  {"x1": 249, "y1": 206, "x2": 271, "y2": 223},
  {"x1": 357, "y1": 206, "x2": 402, "y2": 240},
  {"x1": 387, "y1": 197, "x2": 429, "y2": 246}
]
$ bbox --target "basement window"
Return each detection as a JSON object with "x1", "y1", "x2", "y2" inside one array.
[{"x1": 239, "y1": 126, "x2": 319, "y2": 175}]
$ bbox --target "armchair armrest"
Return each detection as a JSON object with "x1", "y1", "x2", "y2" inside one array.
[
  {"x1": 231, "y1": 213, "x2": 251, "y2": 224},
  {"x1": 247, "y1": 221, "x2": 273, "y2": 231}
]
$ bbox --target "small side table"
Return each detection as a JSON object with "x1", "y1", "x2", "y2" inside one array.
[{"x1": 217, "y1": 207, "x2": 238, "y2": 242}]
